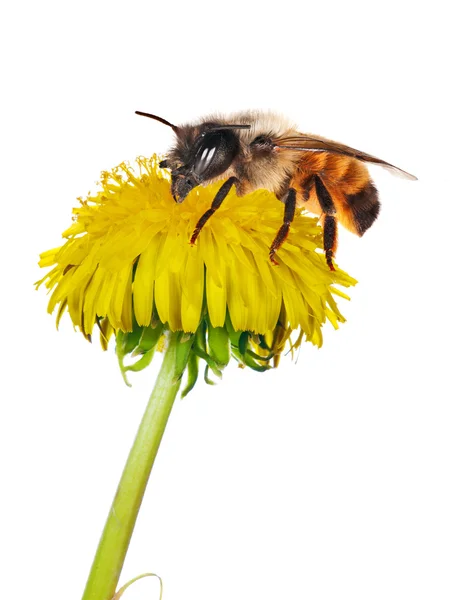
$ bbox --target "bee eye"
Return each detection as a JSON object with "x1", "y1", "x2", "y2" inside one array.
[
  {"x1": 193, "y1": 130, "x2": 239, "y2": 180},
  {"x1": 195, "y1": 146, "x2": 216, "y2": 175}
]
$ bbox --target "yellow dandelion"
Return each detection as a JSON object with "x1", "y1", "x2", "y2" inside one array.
[
  {"x1": 37, "y1": 155, "x2": 357, "y2": 600},
  {"x1": 38, "y1": 155, "x2": 356, "y2": 385}
]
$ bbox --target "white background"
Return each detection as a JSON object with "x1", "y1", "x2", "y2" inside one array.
[{"x1": 1, "y1": 1, "x2": 475, "y2": 599}]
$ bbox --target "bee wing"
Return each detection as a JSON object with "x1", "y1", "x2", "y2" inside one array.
[{"x1": 274, "y1": 134, "x2": 417, "y2": 181}]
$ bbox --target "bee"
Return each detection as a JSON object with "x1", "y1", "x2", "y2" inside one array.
[{"x1": 136, "y1": 110, "x2": 416, "y2": 270}]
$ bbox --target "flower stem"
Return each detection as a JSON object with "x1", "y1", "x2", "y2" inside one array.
[{"x1": 81, "y1": 331, "x2": 193, "y2": 600}]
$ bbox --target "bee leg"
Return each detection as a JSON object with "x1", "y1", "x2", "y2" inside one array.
[
  {"x1": 301, "y1": 175, "x2": 315, "y2": 202},
  {"x1": 315, "y1": 175, "x2": 337, "y2": 271},
  {"x1": 323, "y1": 215, "x2": 337, "y2": 271},
  {"x1": 314, "y1": 174, "x2": 336, "y2": 216},
  {"x1": 190, "y1": 177, "x2": 238, "y2": 245},
  {"x1": 269, "y1": 188, "x2": 297, "y2": 265},
  {"x1": 159, "y1": 159, "x2": 169, "y2": 169}
]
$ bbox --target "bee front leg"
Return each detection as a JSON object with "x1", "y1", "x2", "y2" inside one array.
[
  {"x1": 269, "y1": 188, "x2": 297, "y2": 265},
  {"x1": 190, "y1": 177, "x2": 238, "y2": 245}
]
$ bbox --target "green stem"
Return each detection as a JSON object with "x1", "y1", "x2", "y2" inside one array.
[{"x1": 81, "y1": 331, "x2": 193, "y2": 600}]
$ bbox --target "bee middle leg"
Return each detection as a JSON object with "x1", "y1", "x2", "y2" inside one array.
[
  {"x1": 269, "y1": 188, "x2": 297, "y2": 265},
  {"x1": 190, "y1": 177, "x2": 238, "y2": 245},
  {"x1": 315, "y1": 174, "x2": 337, "y2": 271}
]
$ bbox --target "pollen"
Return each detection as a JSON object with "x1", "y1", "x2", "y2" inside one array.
[{"x1": 37, "y1": 155, "x2": 357, "y2": 378}]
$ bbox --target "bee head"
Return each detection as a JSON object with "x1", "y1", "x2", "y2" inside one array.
[
  {"x1": 135, "y1": 111, "x2": 250, "y2": 203},
  {"x1": 171, "y1": 128, "x2": 242, "y2": 202}
]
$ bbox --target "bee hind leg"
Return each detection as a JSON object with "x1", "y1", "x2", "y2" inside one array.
[
  {"x1": 269, "y1": 188, "x2": 297, "y2": 265},
  {"x1": 190, "y1": 177, "x2": 238, "y2": 245},
  {"x1": 315, "y1": 175, "x2": 337, "y2": 271},
  {"x1": 323, "y1": 215, "x2": 337, "y2": 271}
]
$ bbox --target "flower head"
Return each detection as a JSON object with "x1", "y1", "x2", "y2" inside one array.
[{"x1": 37, "y1": 155, "x2": 356, "y2": 389}]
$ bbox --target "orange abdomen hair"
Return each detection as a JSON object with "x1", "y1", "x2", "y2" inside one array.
[{"x1": 291, "y1": 152, "x2": 380, "y2": 236}]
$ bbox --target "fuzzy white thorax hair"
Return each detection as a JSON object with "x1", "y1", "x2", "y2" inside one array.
[{"x1": 186, "y1": 110, "x2": 298, "y2": 142}]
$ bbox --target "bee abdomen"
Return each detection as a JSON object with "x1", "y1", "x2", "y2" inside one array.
[{"x1": 345, "y1": 181, "x2": 380, "y2": 236}]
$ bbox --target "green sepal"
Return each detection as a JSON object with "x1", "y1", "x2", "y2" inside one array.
[
  {"x1": 123, "y1": 346, "x2": 157, "y2": 373},
  {"x1": 192, "y1": 321, "x2": 222, "y2": 379},
  {"x1": 133, "y1": 322, "x2": 164, "y2": 354},
  {"x1": 116, "y1": 323, "x2": 176, "y2": 386},
  {"x1": 117, "y1": 326, "x2": 142, "y2": 357},
  {"x1": 193, "y1": 347, "x2": 223, "y2": 379},
  {"x1": 230, "y1": 346, "x2": 271, "y2": 372},
  {"x1": 195, "y1": 320, "x2": 207, "y2": 351},
  {"x1": 245, "y1": 348, "x2": 274, "y2": 362},
  {"x1": 116, "y1": 330, "x2": 156, "y2": 387},
  {"x1": 242, "y1": 352, "x2": 271, "y2": 372},
  {"x1": 204, "y1": 364, "x2": 216, "y2": 385},
  {"x1": 174, "y1": 332, "x2": 195, "y2": 380},
  {"x1": 207, "y1": 325, "x2": 230, "y2": 366},
  {"x1": 238, "y1": 331, "x2": 250, "y2": 357},
  {"x1": 181, "y1": 350, "x2": 199, "y2": 398},
  {"x1": 225, "y1": 312, "x2": 241, "y2": 347}
]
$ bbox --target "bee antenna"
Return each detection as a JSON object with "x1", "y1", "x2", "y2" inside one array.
[
  {"x1": 212, "y1": 124, "x2": 251, "y2": 131},
  {"x1": 135, "y1": 111, "x2": 179, "y2": 133}
]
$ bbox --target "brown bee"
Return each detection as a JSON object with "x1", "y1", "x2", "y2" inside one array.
[{"x1": 136, "y1": 110, "x2": 416, "y2": 270}]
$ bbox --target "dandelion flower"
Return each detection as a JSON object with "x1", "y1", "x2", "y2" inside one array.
[{"x1": 38, "y1": 155, "x2": 356, "y2": 384}]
